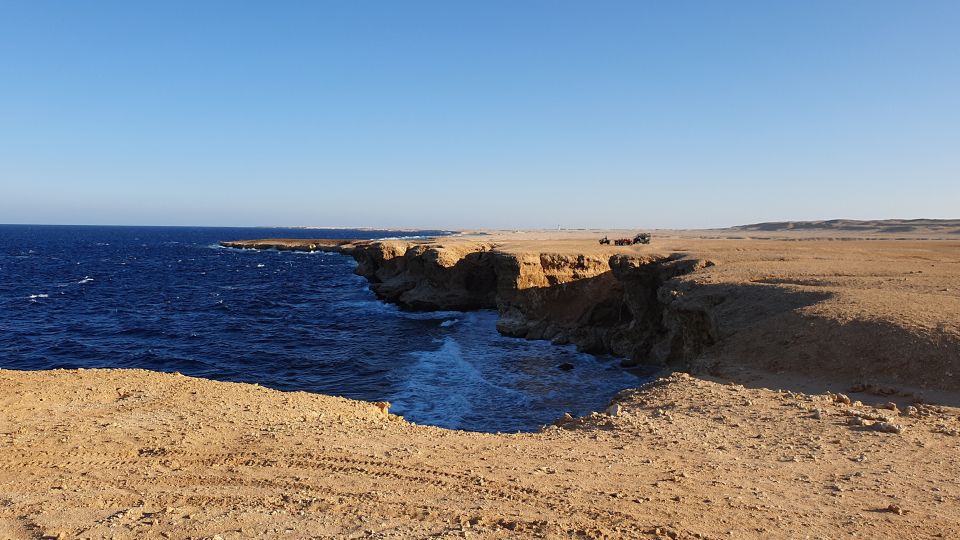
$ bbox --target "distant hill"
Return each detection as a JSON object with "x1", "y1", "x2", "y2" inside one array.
[{"x1": 731, "y1": 219, "x2": 960, "y2": 236}]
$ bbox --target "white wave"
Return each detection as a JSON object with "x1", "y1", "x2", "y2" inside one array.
[
  {"x1": 399, "y1": 310, "x2": 465, "y2": 321},
  {"x1": 78, "y1": 276, "x2": 94, "y2": 284},
  {"x1": 388, "y1": 337, "x2": 525, "y2": 429},
  {"x1": 389, "y1": 339, "x2": 482, "y2": 427},
  {"x1": 333, "y1": 296, "x2": 465, "y2": 321},
  {"x1": 292, "y1": 250, "x2": 338, "y2": 256},
  {"x1": 256, "y1": 263, "x2": 265, "y2": 268},
  {"x1": 377, "y1": 235, "x2": 427, "y2": 241},
  {"x1": 28, "y1": 294, "x2": 49, "y2": 299},
  {"x1": 210, "y1": 243, "x2": 259, "y2": 252},
  {"x1": 439, "y1": 319, "x2": 460, "y2": 327},
  {"x1": 375, "y1": 231, "x2": 458, "y2": 241}
]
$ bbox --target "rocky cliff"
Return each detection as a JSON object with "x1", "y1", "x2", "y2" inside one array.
[
  {"x1": 221, "y1": 237, "x2": 960, "y2": 390},
  {"x1": 344, "y1": 241, "x2": 717, "y2": 369},
  {"x1": 350, "y1": 241, "x2": 500, "y2": 311}
]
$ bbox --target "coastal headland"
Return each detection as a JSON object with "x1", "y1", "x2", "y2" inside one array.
[
  {"x1": 3, "y1": 225, "x2": 960, "y2": 538},
  {"x1": 222, "y1": 229, "x2": 960, "y2": 392}
]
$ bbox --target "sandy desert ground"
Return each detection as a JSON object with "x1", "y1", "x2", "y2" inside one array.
[{"x1": 2, "y1": 223, "x2": 959, "y2": 539}]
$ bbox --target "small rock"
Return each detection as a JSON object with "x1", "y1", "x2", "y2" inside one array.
[
  {"x1": 606, "y1": 403, "x2": 622, "y2": 417},
  {"x1": 834, "y1": 393, "x2": 852, "y2": 405},
  {"x1": 874, "y1": 422, "x2": 903, "y2": 434},
  {"x1": 849, "y1": 416, "x2": 867, "y2": 427},
  {"x1": 811, "y1": 409, "x2": 824, "y2": 420},
  {"x1": 887, "y1": 504, "x2": 906, "y2": 515}
]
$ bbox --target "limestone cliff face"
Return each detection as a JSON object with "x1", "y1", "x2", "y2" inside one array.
[
  {"x1": 223, "y1": 237, "x2": 960, "y2": 390},
  {"x1": 495, "y1": 253, "x2": 716, "y2": 367},
  {"x1": 346, "y1": 242, "x2": 715, "y2": 369},
  {"x1": 349, "y1": 241, "x2": 499, "y2": 311}
]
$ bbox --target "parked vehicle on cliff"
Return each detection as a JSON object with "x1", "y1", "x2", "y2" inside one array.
[
  {"x1": 599, "y1": 236, "x2": 611, "y2": 245},
  {"x1": 611, "y1": 233, "x2": 652, "y2": 246}
]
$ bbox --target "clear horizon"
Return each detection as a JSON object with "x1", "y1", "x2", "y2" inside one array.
[
  {"x1": 2, "y1": 1, "x2": 958, "y2": 229},
  {"x1": 1, "y1": 218, "x2": 959, "y2": 231}
]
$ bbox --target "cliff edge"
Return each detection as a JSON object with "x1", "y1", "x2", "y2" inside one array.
[{"x1": 222, "y1": 236, "x2": 960, "y2": 393}]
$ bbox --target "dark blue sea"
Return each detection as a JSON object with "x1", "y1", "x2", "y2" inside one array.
[{"x1": 0, "y1": 225, "x2": 641, "y2": 432}]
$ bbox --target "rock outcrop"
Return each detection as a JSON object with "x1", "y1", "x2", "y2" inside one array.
[
  {"x1": 221, "y1": 237, "x2": 960, "y2": 391},
  {"x1": 339, "y1": 241, "x2": 717, "y2": 369},
  {"x1": 350, "y1": 241, "x2": 499, "y2": 311}
]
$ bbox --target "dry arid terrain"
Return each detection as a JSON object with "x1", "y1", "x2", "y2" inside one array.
[{"x1": 3, "y1": 222, "x2": 960, "y2": 539}]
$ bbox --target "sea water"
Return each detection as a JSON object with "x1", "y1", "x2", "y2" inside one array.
[{"x1": 0, "y1": 225, "x2": 642, "y2": 432}]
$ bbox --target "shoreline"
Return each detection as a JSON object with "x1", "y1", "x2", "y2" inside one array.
[
  {"x1": 2, "y1": 231, "x2": 959, "y2": 538},
  {"x1": 220, "y1": 234, "x2": 960, "y2": 394}
]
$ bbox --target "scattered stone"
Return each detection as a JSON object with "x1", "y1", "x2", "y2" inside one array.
[
  {"x1": 878, "y1": 402, "x2": 899, "y2": 411},
  {"x1": 833, "y1": 393, "x2": 852, "y2": 405},
  {"x1": 849, "y1": 416, "x2": 903, "y2": 433},
  {"x1": 606, "y1": 403, "x2": 622, "y2": 417},
  {"x1": 554, "y1": 413, "x2": 575, "y2": 426},
  {"x1": 846, "y1": 409, "x2": 891, "y2": 422},
  {"x1": 810, "y1": 409, "x2": 824, "y2": 420},
  {"x1": 887, "y1": 504, "x2": 906, "y2": 515},
  {"x1": 874, "y1": 422, "x2": 903, "y2": 434}
]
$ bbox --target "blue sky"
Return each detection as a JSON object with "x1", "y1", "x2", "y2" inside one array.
[{"x1": 1, "y1": 1, "x2": 957, "y2": 228}]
